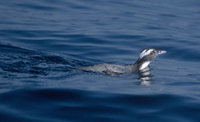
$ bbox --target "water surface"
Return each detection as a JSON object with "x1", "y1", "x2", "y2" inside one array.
[{"x1": 0, "y1": 0, "x2": 200, "y2": 121}]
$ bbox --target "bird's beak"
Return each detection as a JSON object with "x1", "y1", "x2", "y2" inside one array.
[{"x1": 158, "y1": 50, "x2": 167, "y2": 55}]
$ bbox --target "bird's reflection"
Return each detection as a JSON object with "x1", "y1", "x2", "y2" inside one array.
[{"x1": 138, "y1": 67, "x2": 152, "y2": 86}]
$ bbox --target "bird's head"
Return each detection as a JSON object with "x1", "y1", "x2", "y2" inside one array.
[{"x1": 137, "y1": 48, "x2": 166, "y2": 70}]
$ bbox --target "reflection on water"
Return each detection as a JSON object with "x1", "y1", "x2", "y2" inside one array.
[{"x1": 138, "y1": 67, "x2": 152, "y2": 86}]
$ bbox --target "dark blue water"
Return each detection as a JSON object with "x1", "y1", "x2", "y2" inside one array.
[{"x1": 0, "y1": 0, "x2": 200, "y2": 121}]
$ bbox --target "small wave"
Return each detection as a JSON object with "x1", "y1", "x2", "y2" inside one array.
[
  {"x1": 0, "y1": 88, "x2": 199, "y2": 121},
  {"x1": 0, "y1": 44, "x2": 89, "y2": 78}
]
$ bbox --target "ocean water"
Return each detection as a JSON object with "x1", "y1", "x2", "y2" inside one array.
[{"x1": 0, "y1": 0, "x2": 200, "y2": 121}]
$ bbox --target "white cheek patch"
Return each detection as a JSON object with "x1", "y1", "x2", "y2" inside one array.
[
  {"x1": 139, "y1": 61, "x2": 150, "y2": 70},
  {"x1": 140, "y1": 49, "x2": 153, "y2": 59}
]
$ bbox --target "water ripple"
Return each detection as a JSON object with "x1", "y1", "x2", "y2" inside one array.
[{"x1": 0, "y1": 88, "x2": 199, "y2": 121}]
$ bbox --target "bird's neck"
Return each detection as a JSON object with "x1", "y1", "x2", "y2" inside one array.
[
  {"x1": 134, "y1": 58, "x2": 151, "y2": 71},
  {"x1": 125, "y1": 58, "x2": 151, "y2": 72}
]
